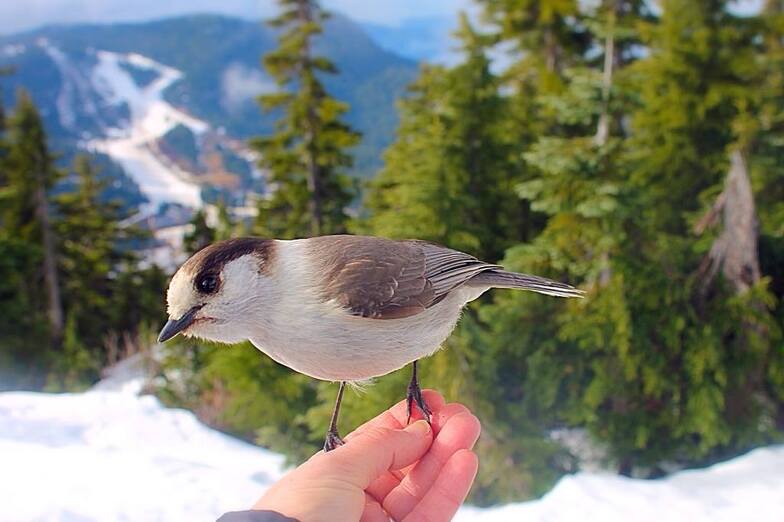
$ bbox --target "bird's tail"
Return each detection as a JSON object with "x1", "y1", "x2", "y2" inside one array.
[{"x1": 471, "y1": 270, "x2": 584, "y2": 298}]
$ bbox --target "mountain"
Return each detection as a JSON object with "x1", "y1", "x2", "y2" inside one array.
[
  {"x1": 0, "y1": 14, "x2": 419, "y2": 217},
  {"x1": 361, "y1": 16, "x2": 457, "y2": 62}
]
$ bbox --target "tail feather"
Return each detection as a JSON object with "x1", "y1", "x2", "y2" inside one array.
[{"x1": 471, "y1": 270, "x2": 584, "y2": 298}]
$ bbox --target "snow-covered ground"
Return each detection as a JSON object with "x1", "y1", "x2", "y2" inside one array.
[
  {"x1": 455, "y1": 446, "x2": 784, "y2": 522},
  {"x1": 1, "y1": 359, "x2": 782, "y2": 522}
]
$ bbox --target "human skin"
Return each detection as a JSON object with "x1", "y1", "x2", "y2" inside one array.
[{"x1": 253, "y1": 390, "x2": 481, "y2": 522}]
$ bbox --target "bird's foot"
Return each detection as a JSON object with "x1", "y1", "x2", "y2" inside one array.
[
  {"x1": 323, "y1": 429, "x2": 344, "y2": 452},
  {"x1": 406, "y1": 380, "x2": 432, "y2": 425}
]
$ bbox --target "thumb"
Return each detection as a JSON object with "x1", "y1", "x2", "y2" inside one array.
[{"x1": 326, "y1": 420, "x2": 432, "y2": 489}]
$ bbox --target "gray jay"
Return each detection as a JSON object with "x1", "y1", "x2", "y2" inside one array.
[{"x1": 158, "y1": 235, "x2": 583, "y2": 451}]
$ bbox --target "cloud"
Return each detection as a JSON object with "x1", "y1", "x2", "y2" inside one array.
[{"x1": 220, "y1": 62, "x2": 276, "y2": 113}]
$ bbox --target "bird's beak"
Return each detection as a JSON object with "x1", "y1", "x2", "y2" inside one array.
[{"x1": 157, "y1": 306, "x2": 201, "y2": 343}]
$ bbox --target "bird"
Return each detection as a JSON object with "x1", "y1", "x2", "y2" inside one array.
[{"x1": 157, "y1": 234, "x2": 583, "y2": 451}]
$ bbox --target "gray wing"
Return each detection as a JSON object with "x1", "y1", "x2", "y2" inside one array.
[{"x1": 307, "y1": 235, "x2": 499, "y2": 319}]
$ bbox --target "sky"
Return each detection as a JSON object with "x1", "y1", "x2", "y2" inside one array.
[
  {"x1": 0, "y1": 0, "x2": 764, "y2": 62},
  {"x1": 0, "y1": 0, "x2": 472, "y2": 35}
]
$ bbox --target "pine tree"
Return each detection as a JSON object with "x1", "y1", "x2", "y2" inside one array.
[
  {"x1": 3, "y1": 91, "x2": 63, "y2": 345},
  {"x1": 467, "y1": 0, "x2": 650, "y2": 494},
  {"x1": 758, "y1": 0, "x2": 784, "y2": 429},
  {"x1": 481, "y1": 0, "x2": 584, "y2": 82},
  {"x1": 53, "y1": 156, "x2": 130, "y2": 356},
  {"x1": 252, "y1": 0, "x2": 360, "y2": 238},
  {"x1": 365, "y1": 14, "x2": 524, "y2": 261},
  {"x1": 477, "y1": 0, "x2": 783, "y2": 475},
  {"x1": 49, "y1": 155, "x2": 169, "y2": 387}
]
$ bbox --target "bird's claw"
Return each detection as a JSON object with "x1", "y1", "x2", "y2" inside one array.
[
  {"x1": 406, "y1": 381, "x2": 432, "y2": 425},
  {"x1": 323, "y1": 430, "x2": 344, "y2": 452}
]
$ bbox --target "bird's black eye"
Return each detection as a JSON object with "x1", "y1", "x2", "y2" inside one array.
[{"x1": 196, "y1": 273, "x2": 219, "y2": 294}]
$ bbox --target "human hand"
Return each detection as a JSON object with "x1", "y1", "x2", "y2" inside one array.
[{"x1": 253, "y1": 390, "x2": 481, "y2": 522}]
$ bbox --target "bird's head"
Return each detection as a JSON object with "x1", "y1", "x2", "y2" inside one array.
[{"x1": 158, "y1": 238, "x2": 276, "y2": 344}]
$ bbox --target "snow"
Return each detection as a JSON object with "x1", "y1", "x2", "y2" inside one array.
[
  {"x1": 1, "y1": 360, "x2": 782, "y2": 522},
  {"x1": 2, "y1": 44, "x2": 25, "y2": 57},
  {"x1": 86, "y1": 50, "x2": 204, "y2": 213},
  {"x1": 39, "y1": 40, "x2": 104, "y2": 132},
  {"x1": 456, "y1": 447, "x2": 784, "y2": 521},
  {"x1": 0, "y1": 358, "x2": 285, "y2": 522}
]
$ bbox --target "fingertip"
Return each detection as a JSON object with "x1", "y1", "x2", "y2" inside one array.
[
  {"x1": 431, "y1": 402, "x2": 471, "y2": 432},
  {"x1": 386, "y1": 420, "x2": 432, "y2": 470},
  {"x1": 403, "y1": 449, "x2": 479, "y2": 520},
  {"x1": 465, "y1": 413, "x2": 482, "y2": 448},
  {"x1": 454, "y1": 448, "x2": 479, "y2": 474},
  {"x1": 404, "y1": 419, "x2": 433, "y2": 439},
  {"x1": 420, "y1": 389, "x2": 445, "y2": 408}
]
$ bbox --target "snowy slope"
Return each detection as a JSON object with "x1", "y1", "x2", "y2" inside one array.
[
  {"x1": 456, "y1": 446, "x2": 784, "y2": 522},
  {"x1": 1, "y1": 363, "x2": 783, "y2": 522},
  {"x1": 34, "y1": 40, "x2": 205, "y2": 213},
  {"x1": 87, "y1": 50, "x2": 204, "y2": 213},
  {"x1": 0, "y1": 362, "x2": 284, "y2": 521}
]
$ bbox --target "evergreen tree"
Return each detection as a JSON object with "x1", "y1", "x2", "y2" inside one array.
[
  {"x1": 53, "y1": 156, "x2": 130, "y2": 358},
  {"x1": 481, "y1": 0, "x2": 585, "y2": 82},
  {"x1": 0, "y1": 93, "x2": 167, "y2": 390},
  {"x1": 726, "y1": 0, "x2": 784, "y2": 429},
  {"x1": 477, "y1": 0, "x2": 782, "y2": 479},
  {"x1": 3, "y1": 91, "x2": 63, "y2": 345},
  {"x1": 252, "y1": 0, "x2": 360, "y2": 238},
  {"x1": 48, "y1": 155, "x2": 168, "y2": 387},
  {"x1": 365, "y1": 14, "x2": 524, "y2": 261},
  {"x1": 753, "y1": 0, "x2": 784, "y2": 250},
  {"x1": 0, "y1": 228, "x2": 48, "y2": 388},
  {"x1": 467, "y1": 0, "x2": 649, "y2": 496}
]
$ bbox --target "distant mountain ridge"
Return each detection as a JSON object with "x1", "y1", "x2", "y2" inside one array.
[
  {"x1": 362, "y1": 16, "x2": 456, "y2": 62},
  {"x1": 0, "y1": 14, "x2": 418, "y2": 214}
]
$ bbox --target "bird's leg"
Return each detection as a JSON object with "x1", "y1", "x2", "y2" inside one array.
[
  {"x1": 323, "y1": 381, "x2": 346, "y2": 452},
  {"x1": 406, "y1": 360, "x2": 432, "y2": 425}
]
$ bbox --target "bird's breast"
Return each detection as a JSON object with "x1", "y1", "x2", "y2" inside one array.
[{"x1": 248, "y1": 289, "x2": 472, "y2": 382}]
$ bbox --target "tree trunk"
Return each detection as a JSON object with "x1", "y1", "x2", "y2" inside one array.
[
  {"x1": 594, "y1": 4, "x2": 617, "y2": 147},
  {"x1": 306, "y1": 141, "x2": 323, "y2": 236},
  {"x1": 35, "y1": 175, "x2": 63, "y2": 343},
  {"x1": 595, "y1": 2, "x2": 619, "y2": 285},
  {"x1": 299, "y1": 0, "x2": 323, "y2": 236},
  {"x1": 544, "y1": 27, "x2": 558, "y2": 73},
  {"x1": 695, "y1": 149, "x2": 761, "y2": 293}
]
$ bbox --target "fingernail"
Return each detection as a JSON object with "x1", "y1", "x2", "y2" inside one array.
[{"x1": 406, "y1": 419, "x2": 431, "y2": 436}]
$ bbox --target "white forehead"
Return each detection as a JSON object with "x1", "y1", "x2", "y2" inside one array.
[{"x1": 166, "y1": 268, "x2": 198, "y2": 318}]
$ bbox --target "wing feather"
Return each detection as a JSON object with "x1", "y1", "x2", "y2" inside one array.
[{"x1": 307, "y1": 236, "x2": 498, "y2": 319}]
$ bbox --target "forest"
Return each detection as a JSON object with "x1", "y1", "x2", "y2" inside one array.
[{"x1": 0, "y1": 0, "x2": 782, "y2": 504}]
